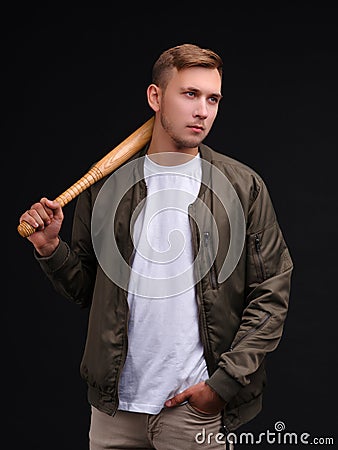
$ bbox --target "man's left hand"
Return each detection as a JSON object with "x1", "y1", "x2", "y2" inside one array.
[{"x1": 164, "y1": 381, "x2": 226, "y2": 414}]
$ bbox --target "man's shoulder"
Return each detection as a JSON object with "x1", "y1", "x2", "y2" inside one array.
[{"x1": 199, "y1": 143, "x2": 262, "y2": 181}]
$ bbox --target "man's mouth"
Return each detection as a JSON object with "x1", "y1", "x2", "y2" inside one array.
[{"x1": 188, "y1": 124, "x2": 204, "y2": 132}]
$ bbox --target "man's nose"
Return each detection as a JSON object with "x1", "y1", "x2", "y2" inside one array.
[{"x1": 193, "y1": 100, "x2": 208, "y2": 119}]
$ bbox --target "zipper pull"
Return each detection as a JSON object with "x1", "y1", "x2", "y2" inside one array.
[
  {"x1": 204, "y1": 231, "x2": 210, "y2": 246},
  {"x1": 255, "y1": 234, "x2": 261, "y2": 252}
]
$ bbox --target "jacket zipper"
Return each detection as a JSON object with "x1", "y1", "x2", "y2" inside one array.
[
  {"x1": 229, "y1": 311, "x2": 271, "y2": 351},
  {"x1": 254, "y1": 234, "x2": 267, "y2": 281},
  {"x1": 113, "y1": 181, "x2": 147, "y2": 415},
  {"x1": 204, "y1": 231, "x2": 218, "y2": 289},
  {"x1": 112, "y1": 302, "x2": 130, "y2": 416},
  {"x1": 189, "y1": 205, "x2": 214, "y2": 373}
]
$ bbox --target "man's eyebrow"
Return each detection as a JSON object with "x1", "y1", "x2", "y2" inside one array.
[{"x1": 181, "y1": 86, "x2": 223, "y2": 99}]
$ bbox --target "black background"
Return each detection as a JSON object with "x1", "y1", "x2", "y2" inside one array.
[{"x1": 5, "y1": 5, "x2": 338, "y2": 449}]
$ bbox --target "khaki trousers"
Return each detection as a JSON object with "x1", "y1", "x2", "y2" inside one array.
[{"x1": 89, "y1": 404, "x2": 234, "y2": 449}]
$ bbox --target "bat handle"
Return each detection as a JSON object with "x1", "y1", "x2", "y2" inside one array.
[
  {"x1": 17, "y1": 166, "x2": 103, "y2": 238},
  {"x1": 17, "y1": 221, "x2": 36, "y2": 238}
]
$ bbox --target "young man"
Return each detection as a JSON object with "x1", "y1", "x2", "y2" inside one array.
[{"x1": 19, "y1": 44, "x2": 293, "y2": 449}]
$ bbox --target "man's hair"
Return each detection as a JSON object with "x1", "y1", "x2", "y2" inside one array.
[{"x1": 152, "y1": 43, "x2": 223, "y2": 89}]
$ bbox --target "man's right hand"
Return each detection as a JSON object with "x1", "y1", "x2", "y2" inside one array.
[{"x1": 19, "y1": 197, "x2": 64, "y2": 256}]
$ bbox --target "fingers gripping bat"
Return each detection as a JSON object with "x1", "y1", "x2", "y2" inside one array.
[{"x1": 17, "y1": 116, "x2": 154, "y2": 238}]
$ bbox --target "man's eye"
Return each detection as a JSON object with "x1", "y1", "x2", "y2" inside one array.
[
  {"x1": 209, "y1": 97, "x2": 219, "y2": 104},
  {"x1": 186, "y1": 92, "x2": 195, "y2": 97}
]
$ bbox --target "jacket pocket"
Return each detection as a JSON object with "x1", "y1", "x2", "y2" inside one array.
[
  {"x1": 253, "y1": 233, "x2": 268, "y2": 283},
  {"x1": 247, "y1": 223, "x2": 293, "y2": 288},
  {"x1": 203, "y1": 231, "x2": 218, "y2": 290},
  {"x1": 229, "y1": 311, "x2": 271, "y2": 351}
]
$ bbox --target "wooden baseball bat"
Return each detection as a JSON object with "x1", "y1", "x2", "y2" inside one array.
[{"x1": 18, "y1": 116, "x2": 155, "y2": 238}]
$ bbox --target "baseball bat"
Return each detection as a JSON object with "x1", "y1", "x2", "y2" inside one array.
[{"x1": 18, "y1": 116, "x2": 155, "y2": 238}]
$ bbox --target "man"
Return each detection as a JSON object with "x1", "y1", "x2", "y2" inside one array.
[{"x1": 19, "y1": 43, "x2": 293, "y2": 449}]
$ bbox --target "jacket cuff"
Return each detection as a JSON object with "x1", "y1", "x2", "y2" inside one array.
[
  {"x1": 206, "y1": 367, "x2": 242, "y2": 403},
  {"x1": 34, "y1": 240, "x2": 69, "y2": 273}
]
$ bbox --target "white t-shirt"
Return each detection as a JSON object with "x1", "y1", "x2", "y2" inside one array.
[{"x1": 118, "y1": 153, "x2": 208, "y2": 414}]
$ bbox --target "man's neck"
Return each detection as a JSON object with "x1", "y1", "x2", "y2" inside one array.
[{"x1": 146, "y1": 150, "x2": 199, "y2": 167}]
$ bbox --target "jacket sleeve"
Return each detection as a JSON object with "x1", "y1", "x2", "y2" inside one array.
[
  {"x1": 206, "y1": 175, "x2": 294, "y2": 402},
  {"x1": 34, "y1": 188, "x2": 97, "y2": 308}
]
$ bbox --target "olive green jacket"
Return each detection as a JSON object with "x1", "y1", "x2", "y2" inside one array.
[{"x1": 36, "y1": 143, "x2": 293, "y2": 431}]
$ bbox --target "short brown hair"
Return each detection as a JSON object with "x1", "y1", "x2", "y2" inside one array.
[{"x1": 152, "y1": 43, "x2": 223, "y2": 89}]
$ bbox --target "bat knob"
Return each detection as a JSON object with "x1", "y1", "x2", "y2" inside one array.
[{"x1": 17, "y1": 221, "x2": 36, "y2": 238}]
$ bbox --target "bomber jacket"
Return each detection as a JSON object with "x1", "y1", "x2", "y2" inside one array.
[{"x1": 36, "y1": 143, "x2": 293, "y2": 431}]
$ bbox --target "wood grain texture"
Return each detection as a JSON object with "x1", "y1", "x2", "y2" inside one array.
[{"x1": 18, "y1": 116, "x2": 154, "y2": 237}]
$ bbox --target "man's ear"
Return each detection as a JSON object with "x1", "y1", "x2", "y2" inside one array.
[{"x1": 147, "y1": 84, "x2": 161, "y2": 112}]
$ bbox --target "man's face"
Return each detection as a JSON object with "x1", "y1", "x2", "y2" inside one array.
[{"x1": 159, "y1": 67, "x2": 222, "y2": 150}]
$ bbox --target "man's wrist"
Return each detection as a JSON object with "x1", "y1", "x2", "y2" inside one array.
[{"x1": 35, "y1": 237, "x2": 60, "y2": 257}]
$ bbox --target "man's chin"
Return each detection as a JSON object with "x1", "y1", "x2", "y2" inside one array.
[{"x1": 176, "y1": 137, "x2": 204, "y2": 149}]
